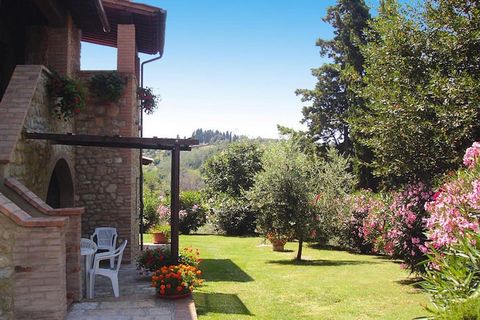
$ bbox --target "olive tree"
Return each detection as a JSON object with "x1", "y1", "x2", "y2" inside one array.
[{"x1": 248, "y1": 140, "x2": 318, "y2": 260}]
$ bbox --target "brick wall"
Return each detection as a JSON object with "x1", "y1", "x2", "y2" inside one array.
[
  {"x1": 0, "y1": 192, "x2": 69, "y2": 320},
  {"x1": 47, "y1": 15, "x2": 81, "y2": 77},
  {"x1": 5, "y1": 177, "x2": 83, "y2": 303}
]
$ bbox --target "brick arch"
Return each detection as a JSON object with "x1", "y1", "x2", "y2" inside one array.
[{"x1": 46, "y1": 158, "x2": 74, "y2": 208}]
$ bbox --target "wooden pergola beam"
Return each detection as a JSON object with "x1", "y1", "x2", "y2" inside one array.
[
  {"x1": 24, "y1": 132, "x2": 197, "y2": 151},
  {"x1": 25, "y1": 131, "x2": 199, "y2": 263}
]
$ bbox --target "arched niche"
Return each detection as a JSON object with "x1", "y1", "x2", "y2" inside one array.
[{"x1": 46, "y1": 158, "x2": 74, "y2": 208}]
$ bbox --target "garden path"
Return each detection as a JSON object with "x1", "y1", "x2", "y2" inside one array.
[{"x1": 67, "y1": 264, "x2": 197, "y2": 320}]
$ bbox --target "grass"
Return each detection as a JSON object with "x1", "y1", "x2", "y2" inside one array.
[{"x1": 144, "y1": 234, "x2": 430, "y2": 320}]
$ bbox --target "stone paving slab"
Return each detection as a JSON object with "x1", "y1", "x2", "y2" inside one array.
[{"x1": 67, "y1": 264, "x2": 197, "y2": 320}]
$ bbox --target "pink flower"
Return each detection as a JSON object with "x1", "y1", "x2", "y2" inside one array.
[{"x1": 463, "y1": 142, "x2": 480, "y2": 168}]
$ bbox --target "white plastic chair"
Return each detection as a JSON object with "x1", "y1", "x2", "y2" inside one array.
[
  {"x1": 80, "y1": 238, "x2": 97, "y2": 296},
  {"x1": 88, "y1": 240, "x2": 127, "y2": 299},
  {"x1": 90, "y1": 227, "x2": 118, "y2": 268}
]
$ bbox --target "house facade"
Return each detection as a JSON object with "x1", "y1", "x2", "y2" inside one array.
[{"x1": 0, "y1": 0, "x2": 166, "y2": 319}]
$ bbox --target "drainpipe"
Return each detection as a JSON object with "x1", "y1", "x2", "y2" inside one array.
[{"x1": 139, "y1": 53, "x2": 163, "y2": 251}]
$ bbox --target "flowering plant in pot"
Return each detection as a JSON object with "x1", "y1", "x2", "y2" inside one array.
[
  {"x1": 266, "y1": 232, "x2": 290, "y2": 251},
  {"x1": 47, "y1": 71, "x2": 86, "y2": 120},
  {"x1": 137, "y1": 247, "x2": 202, "y2": 275},
  {"x1": 89, "y1": 71, "x2": 126, "y2": 103},
  {"x1": 148, "y1": 223, "x2": 170, "y2": 244},
  {"x1": 151, "y1": 264, "x2": 203, "y2": 299},
  {"x1": 136, "y1": 246, "x2": 170, "y2": 275},
  {"x1": 138, "y1": 86, "x2": 160, "y2": 114}
]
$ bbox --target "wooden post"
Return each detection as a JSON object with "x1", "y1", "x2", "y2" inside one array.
[{"x1": 170, "y1": 144, "x2": 181, "y2": 264}]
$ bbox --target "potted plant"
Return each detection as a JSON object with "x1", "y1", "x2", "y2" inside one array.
[
  {"x1": 89, "y1": 72, "x2": 126, "y2": 103},
  {"x1": 47, "y1": 71, "x2": 86, "y2": 120},
  {"x1": 266, "y1": 232, "x2": 289, "y2": 252},
  {"x1": 136, "y1": 246, "x2": 170, "y2": 275},
  {"x1": 138, "y1": 86, "x2": 160, "y2": 114},
  {"x1": 148, "y1": 223, "x2": 170, "y2": 244},
  {"x1": 151, "y1": 264, "x2": 203, "y2": 299}
]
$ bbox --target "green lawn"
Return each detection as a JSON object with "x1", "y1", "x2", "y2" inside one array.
[{"x1": 145, "y1": 234, "x2": 430, "y2": 319}]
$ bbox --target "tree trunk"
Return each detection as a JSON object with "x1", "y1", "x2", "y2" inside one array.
[{"x1": 296, "y1": 239, "x2": 303, "y2": 261}]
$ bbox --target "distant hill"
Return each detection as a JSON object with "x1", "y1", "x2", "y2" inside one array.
[
  {"x1": 191, "y1": 128, "x2": 245, "y2": 144},
  {"x1": 143, "y1": 130, "x2": 277, "y2": 194}
]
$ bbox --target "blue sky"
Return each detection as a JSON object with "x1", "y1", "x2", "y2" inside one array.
[{"x1": 81, "y1": 0, "x2": 380, "y2": 139}]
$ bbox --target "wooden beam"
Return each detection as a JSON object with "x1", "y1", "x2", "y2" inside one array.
[
  {"x1": 170, "y1": 145, "x2": 181, "y2": 264},
  {"x1": 24, "y1": 132, "x2": 198, "y2": 151}
]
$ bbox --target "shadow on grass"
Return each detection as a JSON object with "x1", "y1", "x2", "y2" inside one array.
[
  {"x1": 372, "y1": 255, "x2": 403, "y2": 264},
  {"x1": 396, "y1": 277, "x2": 424, "y2": 289},
  {"x1": 267, "y1": 259, "x2": 378, "y2": 266},
  {"x1": 201, "y1": 259, "x2": 254, "y2": 282},
  {"x1": 307, "y1": 243, "x2": 346, "y2": 251},
  {"x1": 193, "y1": 292, "x2": 253, "y2": 316}
]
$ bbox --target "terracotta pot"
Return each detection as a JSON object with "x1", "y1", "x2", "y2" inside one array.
[
  {"x1": 152, "y1": 232, "x2": 168, "y2": 244},
  {"x1": 158, "y1": 292, "x2": 191, "y2": 300},
  {"x1": 270, "y1": 239, "x2": 286, "y2": 252}
]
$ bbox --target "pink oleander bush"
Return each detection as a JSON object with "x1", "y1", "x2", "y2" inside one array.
[
  {"x1": 386, "y1": 182, "x2": 432, "y2": 273},
  {"x1": 340, "y1": 191, "x2": 388, "y2": 254},
  {"x1": 424, "y1": 142, "x2": 480, "y2": 251},
  {"x1": 342, "y1": 184, "x2": 432, "y2": 273},
  {"x1": 421, "y1": 142, "x2": 480, "y2": 312}
]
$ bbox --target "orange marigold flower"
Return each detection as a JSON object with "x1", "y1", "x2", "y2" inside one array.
[{"x1": 196, "y1": 270, "x2": 202, "y2": 276}]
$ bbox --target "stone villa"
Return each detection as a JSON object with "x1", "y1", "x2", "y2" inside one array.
[{"x1": 0, "y1": 0, "x2": 167, "y2": 318}]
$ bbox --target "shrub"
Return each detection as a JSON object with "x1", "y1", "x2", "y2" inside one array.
[
  {"x1": 89, "y1": 72, "x2": 126, "y2": 103},
  {"x1": 162, "y1": 191, "x2": 207, "y2": 234},
  {"x1": 178, "y1": 191, "x2": 207, "y2": 234},
  {"x1": 422, "y1": 231, "x2": 480, "y2": 312},
  {"x1": 338, "y1": 192, "x2": 377, "y2": 253},
  {"x1": 356, "y1": 192, "x2": 393, "y2": 255},
  {"x1": 202, "y1": 142, "x2": 263, "y2": 198},
  {"x1": 424, "y1": 144, "x2": 480, "y2": 250},
  {"x1": 421, "y1": 142, "x2": 480, "y2": 312},
  {"x1": 311, "y1": 148, "x2": 356, "y2": 243},
  {"x1": 386, "y1": 182, "x2": 432, "y2": 273},
  {"x1": 436, "y1": 296, "x2": 480, "y2": 320},
  {"x1": 210, "y1": 195, "x2": 256, "y2": 236},
  {"x1": 143, "y1": 190, "x2": 162, "y2": 231}
]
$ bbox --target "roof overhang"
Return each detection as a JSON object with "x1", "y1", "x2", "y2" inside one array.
[
  {"x1": 66, "y1": 0, "x2": 110, "y2": 32},
  {"x1": 81, "y1": 0, "x2": 166, "y2": 55}
]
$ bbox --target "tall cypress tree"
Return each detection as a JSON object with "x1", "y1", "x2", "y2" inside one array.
[{"x1": 296, "y1": 0, "x2": 375, "y2": 188}]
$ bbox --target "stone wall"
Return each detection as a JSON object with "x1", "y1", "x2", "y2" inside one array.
[
  {"x1": 4, "y1": 66, "x2": 75, "y2": 201},
  {"x1": 0, "y1": 214, "x2": 14, "y2": 320},
  {"x1": 76, "y1": 71, "x2": 140, "y2": 262}
]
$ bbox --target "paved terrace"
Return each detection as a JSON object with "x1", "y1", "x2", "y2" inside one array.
[{"x1": 67, "y1": 264, "x2": 197, "y2": 320}]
